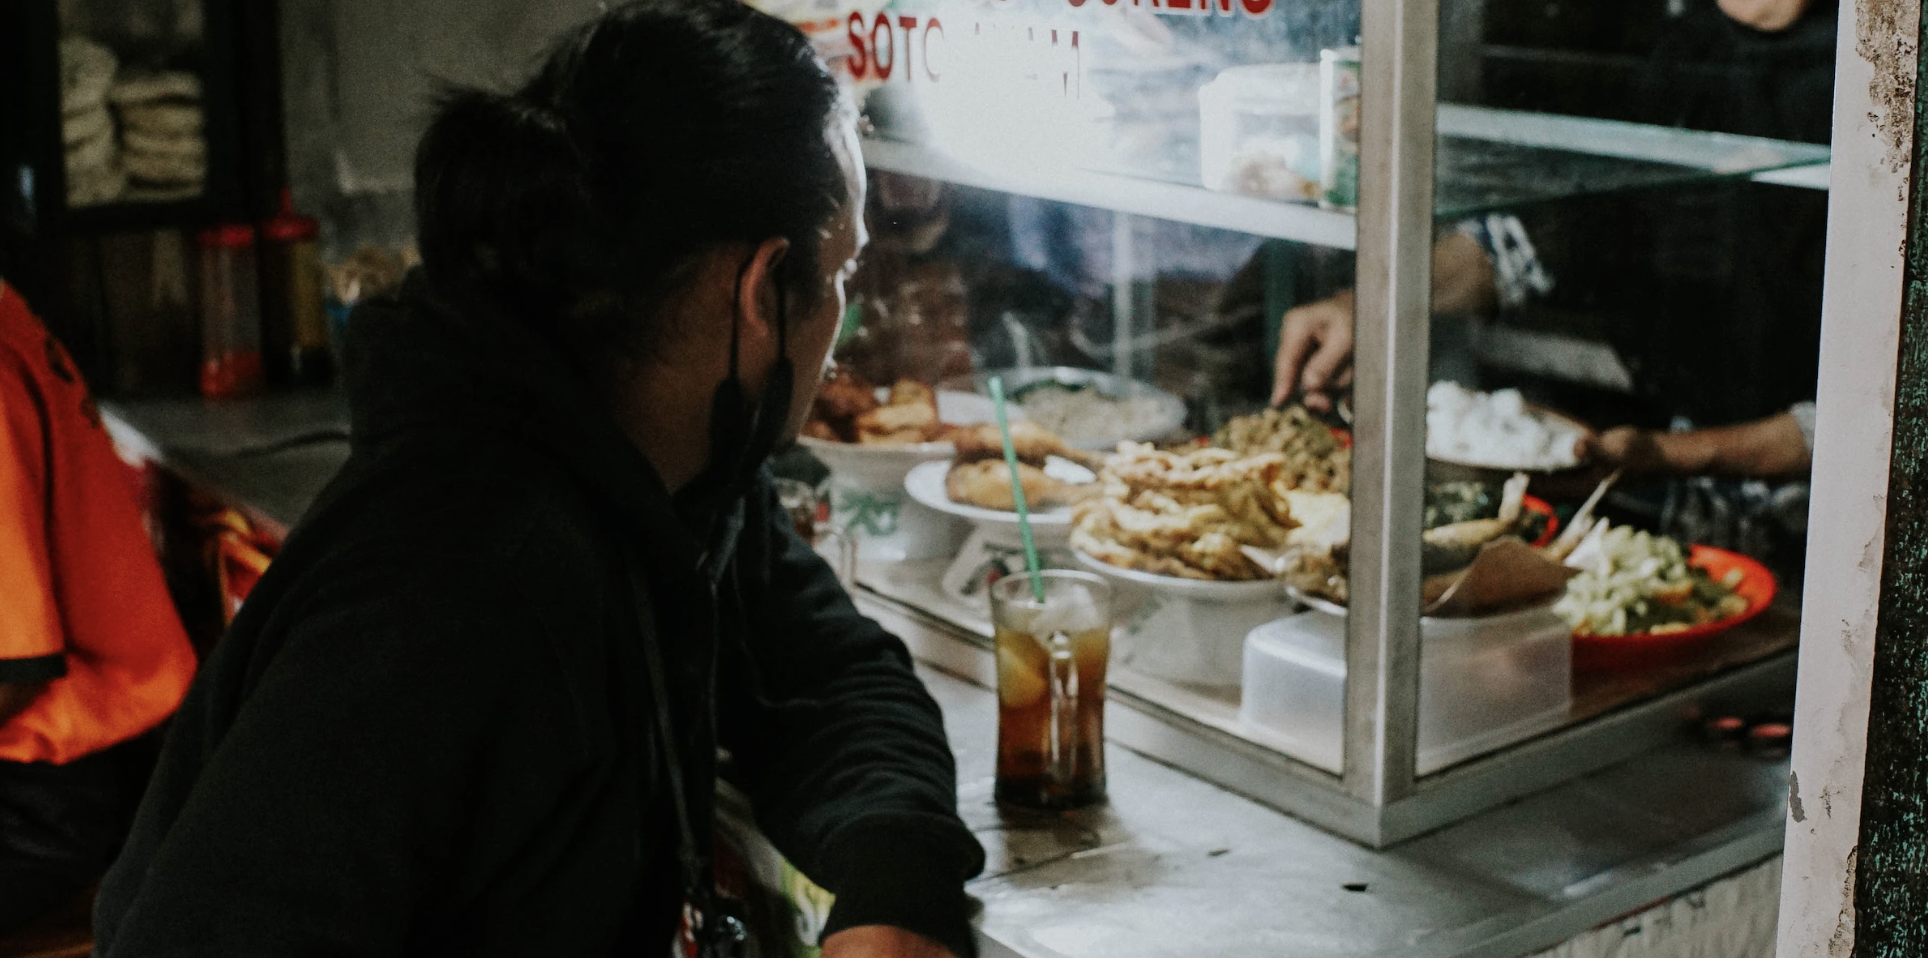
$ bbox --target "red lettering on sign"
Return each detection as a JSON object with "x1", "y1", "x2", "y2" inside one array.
[
  {"x1": 897, "y1": 15, "x2": 918, "y2": 79},
  {"x1": 1168, "y1": 0, "x2": 1193, "y2": 9},
  {"x1": 847, "y1": 12, "x2": 867, "y2": 78},
  {"x1": 871, "y1": 12, "x2": 894, "y2": 80},
  {"x1": 923, "y1": 18, "x2": 943, "y2": 81},
  {"x1": 1240, "y1": 0, "x2": 1271, "y2": 14}
]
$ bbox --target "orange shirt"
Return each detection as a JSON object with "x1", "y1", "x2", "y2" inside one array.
[{"x1": 0, "y1": 281, "x2": 196, "y2": 765}]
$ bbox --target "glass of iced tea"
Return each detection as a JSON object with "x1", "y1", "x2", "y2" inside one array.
[{"x1": 989, "y1": 570, "x2": 1113, "y2": 810}]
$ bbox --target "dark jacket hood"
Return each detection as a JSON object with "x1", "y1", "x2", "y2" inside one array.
[{"x1": 342, "y1": 272, "x2": 718, "y2": 575}]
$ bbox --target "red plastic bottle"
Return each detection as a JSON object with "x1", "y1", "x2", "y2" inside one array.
[{"x1": 197, "y1": 223, "x2": 264, "y2": 399}]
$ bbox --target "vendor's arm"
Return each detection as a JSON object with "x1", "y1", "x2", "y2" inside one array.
[
  {"x1": 1718, "y1": 0, "x2": 1815, "y2": 32},
  {"x1": 721, "y1": 478, "x2": 985, "y2": 958},
  {"x1": 1581, "y1": 409, "x2": 1813, "y2": 480},
  {"x1": 1271, "y1": 232, "x2": 1497, "y2": 409}
]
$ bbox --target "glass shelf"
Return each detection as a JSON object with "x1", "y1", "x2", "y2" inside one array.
[{"x1": 863, "y1": 105, "x2": 1830, "y2": 249}]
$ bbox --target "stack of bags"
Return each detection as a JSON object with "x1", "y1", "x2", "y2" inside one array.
[
  {"x1": 111, "y1": 71, "x2": 206, "y2": 201},
  {"x1": 60, "y1": 37, "x2": 125, "y2": 207}
]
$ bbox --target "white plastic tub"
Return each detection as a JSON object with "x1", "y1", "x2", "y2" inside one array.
[
  {"x1": 1241, "y1": 606, "x2": 1572, "y2": 775},
  {"x1": 1198, "y1": 63, "x2": 1323, "y2": 201}
]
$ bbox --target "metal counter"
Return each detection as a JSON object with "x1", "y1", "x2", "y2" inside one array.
[{"x1": 102, "y1": 394, "x2": 1790, "y2": 958}]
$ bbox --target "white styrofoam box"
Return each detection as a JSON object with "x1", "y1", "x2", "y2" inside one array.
[{"x1": 1241, "y1": 607, "x2": 1572, "y2": 775}]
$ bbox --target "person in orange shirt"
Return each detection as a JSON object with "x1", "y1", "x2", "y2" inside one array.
[{"x1": 0, "y1": 279, "x2": 198, "y2": 934}]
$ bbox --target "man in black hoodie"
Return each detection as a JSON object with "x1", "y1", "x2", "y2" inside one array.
[{"x1": 92, "y1": 3, "x2": 985, "y2": 956}]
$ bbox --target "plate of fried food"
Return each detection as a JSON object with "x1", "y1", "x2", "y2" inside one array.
[
  {"x1": 1210, "y1": 405, "x2": 1352, "y2": 493},
  {"x1": 1069, "y1": 442, "x2": 1302, "y2": 602},
  {"x1": 904, "y1": 421, "x2": 1102, "y2": 530},
  {"x1": 798, "y1": 368, "x2": 996, "y2": 490}
]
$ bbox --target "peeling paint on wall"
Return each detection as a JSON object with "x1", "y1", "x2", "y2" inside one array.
[
  {"x1": 1850, "y1": 2, "x2": 1928, "y2": 950},
  {"x1": 1830, "y1": 846, "x2": 1857, "y2": 957},
  {"x1": 1859, "y1": 0, "x2": 1920, "y2": 173}
]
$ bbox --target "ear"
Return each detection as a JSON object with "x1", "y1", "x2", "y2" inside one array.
[{"x1": 735, "y1": 236, "x2": 793, "y2": 352}]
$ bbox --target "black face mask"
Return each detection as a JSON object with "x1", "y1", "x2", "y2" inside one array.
[{"x1": 684, "y1": 257, "x2": 796, "y2": 513}]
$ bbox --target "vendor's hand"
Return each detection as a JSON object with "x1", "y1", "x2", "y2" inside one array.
[
  {"x1": 1716, "y1": 0, "x2": 1813, "y2": 32},
  {"x1": 1578, "y1": 426, "x2": 1669, "y2": 477},
  {"x1": 822, "y1": 926, "x2": 960, "y2": 958},
  {"x1": 1270, "y1": 290, "x2": 1356, "y2": 412}
]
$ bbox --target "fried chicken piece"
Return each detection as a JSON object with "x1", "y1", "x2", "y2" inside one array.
[
  {"x1": 888, "y1": 378, "x2": 936, "y2": 409},
  {"x1": 807, "y1": 368, "x2": 881, "y2": 442},
  {"x1": 946, "y1": 459, "x2": 1097, "y2": 511},
  {"x1": 856, "y1": 399, "x2": 938, "y2": 442},
  {"x1": 949, "y1": 421, "x2": 1098, "y2": 468}
]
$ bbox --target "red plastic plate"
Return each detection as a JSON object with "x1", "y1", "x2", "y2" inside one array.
[{"x1": 1571, "y1": 544, "x2": 1778, "y2": 669}]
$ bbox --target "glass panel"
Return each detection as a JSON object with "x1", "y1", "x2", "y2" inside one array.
[
  {"x1": 1411, "y1": 0, "x2": 1823, "y2": 776},
  {"x1": 58, "y1": 0, "x2": 208, "y2": 208},
  {"x1": 820, "y1": 0, "x2": 1363, "y2": 775}
]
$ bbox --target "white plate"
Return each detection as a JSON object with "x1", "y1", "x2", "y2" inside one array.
[
  {"x1": 903, "y1": 458, "x2": 1095, "y2": 529},
  {"x1": 1074, "y1": 548, "x2": 1288, "y2": 603},
  {"x1": 800, "y1": 390, "x2": 1009, "y2": 490}
]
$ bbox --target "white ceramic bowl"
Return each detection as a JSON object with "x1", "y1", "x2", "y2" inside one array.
[
  {"x1": 1071, "y1": 550, "x2": 1293, "y2": 688},
  {"x1": 946, "y1": 367, "x2": 1188, "y2": 451},
  {"x1": 1073, "y1": 548, "x2": 1289, "y2": 603},
  {"x1": 799, "y1": 437, "x2": 952, "y2": 492}
]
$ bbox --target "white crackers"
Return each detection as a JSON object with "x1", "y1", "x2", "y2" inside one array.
[
  {"x1": 112, "y1": 69, "x2": 207, "y2": 200},
  {"x1": 60, "y1": 37, "x2": 124, "y2": 207},
  {"x1": 57, "y1": 33, "x2": 208, "y2": 208}
]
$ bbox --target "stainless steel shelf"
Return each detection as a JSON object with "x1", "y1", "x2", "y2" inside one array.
[
  {"x1": 860, "y1": 135, "x2": 1362, "y2": 250},
  {"x1": 861, "y1": 107, "x2": 1829, "y2": 251}
]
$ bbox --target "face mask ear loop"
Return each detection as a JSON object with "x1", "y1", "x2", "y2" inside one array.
[{"x1": 730, "y1": 257, "x2": 752, "y2": 389}]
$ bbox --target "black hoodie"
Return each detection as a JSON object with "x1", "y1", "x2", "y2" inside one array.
[{"x1": 93, "y1": 275, "x2": 985, "y2": 957}]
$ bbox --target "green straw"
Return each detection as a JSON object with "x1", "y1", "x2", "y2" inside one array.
[{"x1": 988, "y1": 377, "x2": 1047, "y2": 603}]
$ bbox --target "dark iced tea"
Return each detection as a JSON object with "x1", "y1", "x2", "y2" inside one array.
[{"x1": 990, "y1": 572, "x2": 1112, "y2": 809}]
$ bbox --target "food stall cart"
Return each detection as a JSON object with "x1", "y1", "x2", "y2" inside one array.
[
  {"x1": 96, "y1": 0, "x2": 1844, "y2": 953},
  {"x1": 102, "y1": 389, "x2": 1791, "y2": 958}
]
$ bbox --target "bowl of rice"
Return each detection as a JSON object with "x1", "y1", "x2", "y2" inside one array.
[
  {"x1": 947, "y1": 367, "x2": 1188, "y2": 451},
  {"x1": 1425, "y1": 381, "x2": 1591, "y2": 476}
]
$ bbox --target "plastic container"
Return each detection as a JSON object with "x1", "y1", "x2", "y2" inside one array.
[
  {"x1": 1198, "y1": 64, "x2": 1323, "y2": 202},
  {"x1": 197, "y1": 223, "x2": 264, "y2": 400},
  {"x1": 1318, "y1": 47, "x2": 1362, "y2": 209},
  {"x1": 260, "y1": 188, "x2": 334, "y2": 387},
  {"x1": 1241, "y1": 606, "x2": 1571, "y2": 775}
]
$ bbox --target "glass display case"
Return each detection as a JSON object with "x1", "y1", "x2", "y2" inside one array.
[{"x1": 801, "y1": 0, "x2": 1825, "y2": 847}]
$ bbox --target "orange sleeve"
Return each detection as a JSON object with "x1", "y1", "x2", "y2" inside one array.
[{"x1": 0, "y1": 342, "x2": 65, "y2": 679}]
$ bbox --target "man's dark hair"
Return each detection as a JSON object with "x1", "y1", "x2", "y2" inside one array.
[{"x1": 414, "y1": 0, "x2": 847, "y2": 354}]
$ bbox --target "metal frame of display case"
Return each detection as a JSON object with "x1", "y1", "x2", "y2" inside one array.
[{"x1": 851, "y1": 0, "x2": 1827, "y2": 847}]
